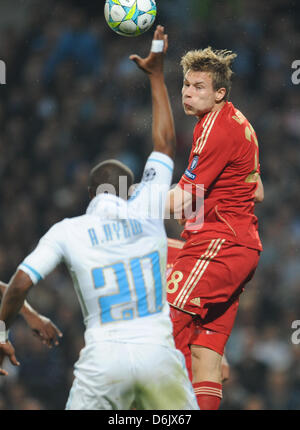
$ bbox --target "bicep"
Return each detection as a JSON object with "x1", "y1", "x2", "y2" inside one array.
[
  {"x1": 19, "y1": 223, "x2": 65, "y2": 284},
  {"x1": 19, "y1": 242, "x2": 63, "y2": 284}
]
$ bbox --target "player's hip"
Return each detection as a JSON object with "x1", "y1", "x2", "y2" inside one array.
[{"x1": 166, "y1": 238, "x2": 259, "y2": 316}]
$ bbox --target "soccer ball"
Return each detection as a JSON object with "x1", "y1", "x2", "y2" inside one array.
[{"x1": 104, "y1": 0, "x2": 157, "y2": 37}]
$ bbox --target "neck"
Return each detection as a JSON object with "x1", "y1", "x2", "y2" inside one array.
[{"x1": 197, "y1": 100, "x2": 226, "y2": 120}]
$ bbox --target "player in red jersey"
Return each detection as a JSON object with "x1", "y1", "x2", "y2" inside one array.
[{"x1": 165, "y1": 48, "x2": 263, "y2": 410}]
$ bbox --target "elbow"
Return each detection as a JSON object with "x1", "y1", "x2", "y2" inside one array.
[{"x1": 8, "y1": 270, "x2": 33, "y2": 297}]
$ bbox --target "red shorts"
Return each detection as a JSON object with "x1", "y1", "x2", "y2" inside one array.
[{"x1": 167, "y1": 238, "x2": 260, "y2": 358}]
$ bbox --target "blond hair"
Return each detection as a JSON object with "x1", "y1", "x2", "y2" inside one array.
[{"x1": 181, "y1": 47, "x2": 237, "y2": 101}]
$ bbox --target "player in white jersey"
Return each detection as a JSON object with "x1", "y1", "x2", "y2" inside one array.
[{"x1": 0, "y1": 26, "x2": 199, "y2": 410}]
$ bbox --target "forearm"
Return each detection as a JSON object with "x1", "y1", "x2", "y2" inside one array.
[
  {"x1": 149, "y1": 74, "x2": 176, "y2": 159},
  {"x1": 0, "y1": 272, "x2": 32, "y2": 329},
  {"x1": 0, "y1": 281, "x2": 37, "y2": 322},
  {"x1": 0, "y1": 289, "x2": 27, "y2": 329}
]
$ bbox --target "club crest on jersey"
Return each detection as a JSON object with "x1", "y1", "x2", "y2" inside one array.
[
  {"x1": 190, "y1": 156, "x2": 199, "y2": 171},
  {"x1": 143, "y1": 167, "x2": 156, "y2": 182},
  {"x1": 184, "y1": 156, "x2": 199, "y2": 180}
]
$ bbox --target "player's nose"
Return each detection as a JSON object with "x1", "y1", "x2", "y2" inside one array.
[{"x1": 183, "y1": 86, "x2": 193, "y2": 97}]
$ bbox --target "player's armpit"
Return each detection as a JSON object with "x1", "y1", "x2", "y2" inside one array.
[{"x1": 254, "y1": 175, "x2": 264, "y2": 203}]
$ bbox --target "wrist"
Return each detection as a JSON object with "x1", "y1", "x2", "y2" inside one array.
[
  {"x1": 149, "y1": 73, "x2": 165, "y2": 84},
  {"x1": 0, "y1": 327, "x2": 9, "y2": 343},
  {"x1": 20, "y1": 301, "x2": 37, "y2": 319}
]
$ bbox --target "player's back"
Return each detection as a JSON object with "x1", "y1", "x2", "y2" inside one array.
[
  {"x1": 57, "y1": 193, "x2": 172, "y2": 345},
  {"x1": 19, "y1": 152, "x2": 175, "y2": 347}
]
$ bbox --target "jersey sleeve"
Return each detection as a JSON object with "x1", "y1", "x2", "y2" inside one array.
[
  {"x1": 18, "y1": 221, "x2": 66, "y2": 284},
  {"x1": 128, "y1": 151, "x2": 174, "y2": 220},
  {"x1": 178, "y1": 128, "x2": 233, "y2": 196}
]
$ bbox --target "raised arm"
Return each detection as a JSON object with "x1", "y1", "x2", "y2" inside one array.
[{"x1": 130, "y1": 25, "x2": 176, "y2": 159}]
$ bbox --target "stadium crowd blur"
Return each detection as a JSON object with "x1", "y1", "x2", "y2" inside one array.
[{"x1": 0, "y1": 0, "x2": 300, "y2": 410}]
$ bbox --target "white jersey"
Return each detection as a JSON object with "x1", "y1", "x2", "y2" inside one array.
[{"x1": 19, "y1": 152, "x2": 175, "y2": 347}]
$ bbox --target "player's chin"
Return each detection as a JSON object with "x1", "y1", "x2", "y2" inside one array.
[{"x1": 183, "y1": 105, "x2": 195, "y2": 115}]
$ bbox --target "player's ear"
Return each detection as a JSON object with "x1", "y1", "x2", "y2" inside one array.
[{"x1": 215, "y1": 87, "x2": 226, "y2": 102}]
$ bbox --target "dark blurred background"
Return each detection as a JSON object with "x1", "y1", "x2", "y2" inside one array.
[{"x1": 0, "y1": 0, "x2": 300, "y2": 410}]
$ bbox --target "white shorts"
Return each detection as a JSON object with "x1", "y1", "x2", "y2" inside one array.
[{"x1": 65, "y1": 341, "x2": 199, "y2": 410}]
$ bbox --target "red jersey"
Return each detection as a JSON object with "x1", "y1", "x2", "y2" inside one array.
[{"x1": 178, "y1": 101, "x2": 262, "y2": 251}]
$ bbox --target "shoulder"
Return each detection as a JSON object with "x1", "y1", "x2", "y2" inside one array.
[
  {"x1": 222, "y1": 102, "x2": 252, "y2": 135},
  {"x1": 215, "y1": 102, "x2": 257, "y2": 150},
  {"x1": 45, "y1": 216, "x2": 87, "y2": 236},
  {"x1": 192, "y1": 105, "x2": 233, "y2": 155}
]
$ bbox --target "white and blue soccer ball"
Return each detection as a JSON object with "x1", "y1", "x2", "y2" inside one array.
[{"x1": 104, "y1": 0, "x2": 157, "y2": 37}]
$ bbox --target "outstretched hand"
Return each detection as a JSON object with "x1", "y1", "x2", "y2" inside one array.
[
  {"x1": 0, "y1": 341, "x2": 19, "y2": 376},
  {"x1": 130, "y1": 25, "x2": 168, "y2": 76}
]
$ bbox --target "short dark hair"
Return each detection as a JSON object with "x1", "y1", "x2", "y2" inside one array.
[{"x1": 88, "y1": 159, "x2": 134, "y2": 199}]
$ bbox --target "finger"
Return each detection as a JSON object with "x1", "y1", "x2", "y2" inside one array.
[
  {"x1": 129, "y1": 54, "x2": 142, "y2": 65},
  {"x1": 32, "y1": 329, "x2": 42, "y2": 339},
  {"x1": 163, "y1": 34, "x2": 168, "y2": 53},
  {"x1": 52, "y1": 323, "x2": 63, "y2": 338},
  {"x1": 0, "y1": 368, "x2": 8, "y2": 376},
  {"x1": 48, "y1": 325, "x2": 63, "y2": 346},
  {"x1": 154, "y1": 25, "x2": 164, "y2": 40},
  {"x1": 9, "y1": 352, "x2": 20, "y2": 367}
]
